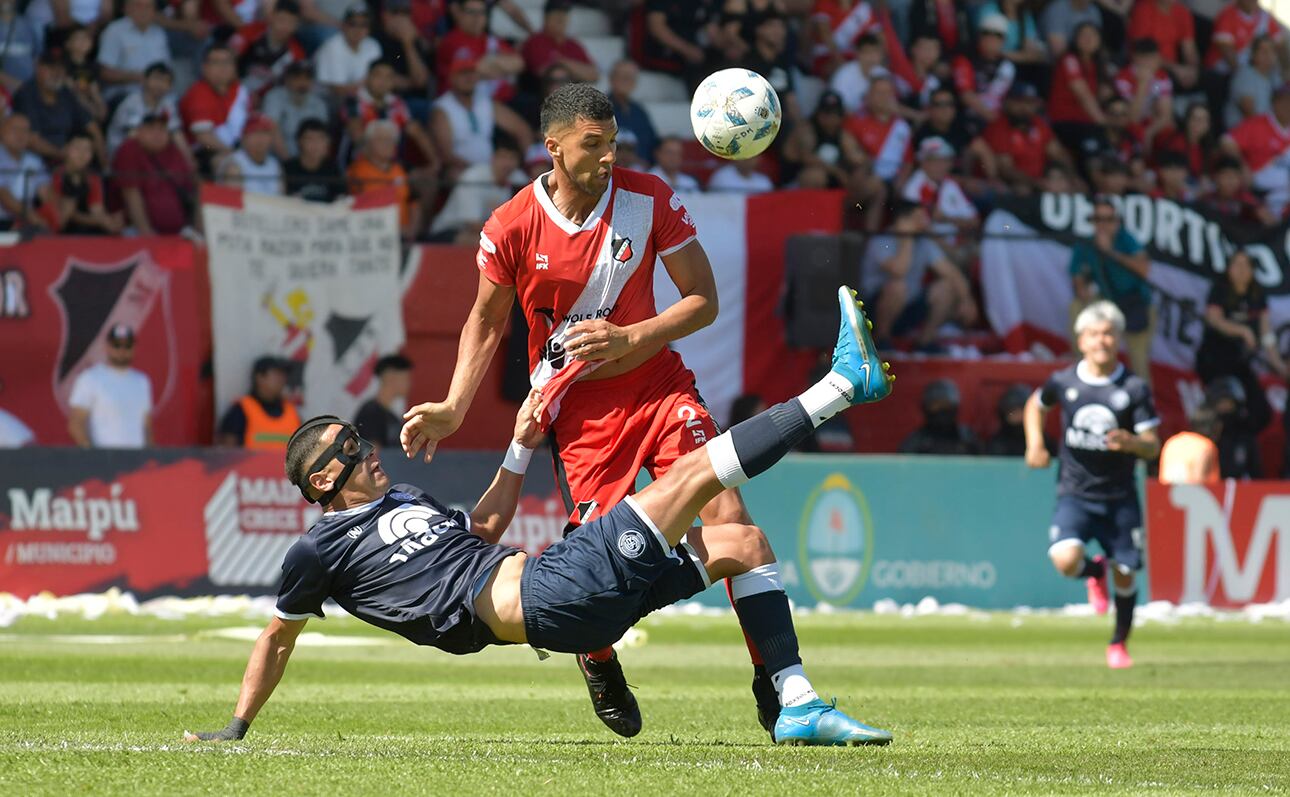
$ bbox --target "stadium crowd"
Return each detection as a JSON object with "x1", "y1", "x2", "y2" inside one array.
[{"x1": 1, "y1": 0, "x2": 1288, "y2": 474}]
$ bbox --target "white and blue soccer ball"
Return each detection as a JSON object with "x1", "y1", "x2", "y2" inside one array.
[{"x1": 689, "y1": 68, "x2": 782, "y2": 161}]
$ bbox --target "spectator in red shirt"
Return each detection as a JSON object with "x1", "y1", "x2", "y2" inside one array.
[
  {"x1": 1202, "y1": 156, "x2": 1277, "y2": 225},
  {"x1": 1220, "y1": 84, "x2": 1290, "y2": 218},
  {"x1": 42, "y1": 132, "x2": 120, "y2": 233},
  {"x1": 1114, "y1": 38, "x2": 1174, "y2": 145},
  {"x1": 983, "y1": 82, "x2": 1070, "y2": 193},
  {"x1": 1049, "y1": 22, "x2": 1111, "y2": 169},
  {"x1": 179, "y1": 44, "x2": 249, "y2": 169},
  {"x1": 845, "y1": 74, "x2": 912, "y2": 184},
  {"x1": 521, "y1": 0, "x2": 598, "y2": 87},
  {"x1": 951, "y1": 14, "x2": 1015, "y2": 125},
  {"x1": 436, "y1": 0, "x2": 523, "y2": 101},
  {"x1": 111, "y1": 112, "x2": 195, "y2": 235},
  {"x1": 1127, "y1": 0, "x2": 1199, "y2": 88},
  {"x1": 1152, "y1": 102, "x2": 1214, "y2": 177},
  {"x1": 344, "y1": 60, "x2": 438, "y2": 169},
  {"x1": 232, "y1": 0, "x2": 305, "y2": 100},
  {"x1": 1205, "y1": 0, "x2": 1285, "y2": 74}
]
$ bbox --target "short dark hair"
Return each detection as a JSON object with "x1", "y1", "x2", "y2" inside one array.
[
  {"x1": 296, "y1": 117, "x2": 330, "y2": 140},
  {"x1": 891, "y1": 198, "x2": 924, "y2": 220},
  {"x1": 144, "y1": 61, "x2": 173, "y2": 78},
  {"x1": 856, "y1": 32, "x2": 883, "y2": 50},
  {"x1": 204, "y1": 43, "x2": 234, "y2": 61},
  {"x1": 275, "y1": 0, "x2": 301, "y2": 14},
  {"x1": 285, "y1": 418, "x2": 334, "y2": 494},
  {"x1": 375, "y1": 353, "x2": 412, "y2": 375},
  {"x1": 1131, "y1": 37, "x2": 1159, "y2": 56},
  {"x1": 1213, "y1": 156, "x2": 1242, "y2": 173},
  {"x1": 368, "y1": 58, "x2": 396, "y2": 74},
  {"x1": 540, "y1": 81, "x2": 614, "y2": 135}
]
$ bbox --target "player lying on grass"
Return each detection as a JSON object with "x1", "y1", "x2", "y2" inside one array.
[{"x1": 186, "y1": 288, "x2": 894, "y2": 747}]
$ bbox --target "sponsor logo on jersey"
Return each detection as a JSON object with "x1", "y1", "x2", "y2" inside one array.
[
  {"x1": 389, "y1": 491, "x2": 415, "y2": 502},
  {"x1": 378, "y1": 504, "x2": 456, "y2": 564},
  {"x1": 617, "y1": 529, "x2": 647, "y2": 558},
  {"x1": 1066, "y1": 404, "x2": 1118, "y2": 450},
  {"x1": 536, "y1": 253, "x2": 549, "y2": 270}
]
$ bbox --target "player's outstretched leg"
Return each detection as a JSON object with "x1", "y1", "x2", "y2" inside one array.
[{"x1": 626, "y1": 286, "x2": 893, "y2": 746}]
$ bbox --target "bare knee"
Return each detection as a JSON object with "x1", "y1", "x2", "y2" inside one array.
[
  {"x1": 691, "y1": 523, "x2": 774, "y2": 582},
  {"x1": 1111, "y1": 567, "x2": 1136, "y2": 592},
  {"x1": 1049, "y1": 539, "x2": 1085, "y2": 577}
]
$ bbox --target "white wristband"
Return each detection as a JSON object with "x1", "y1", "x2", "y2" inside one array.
[{"x1": 501, "y1": 440, "x2": 534, "y2": 475}]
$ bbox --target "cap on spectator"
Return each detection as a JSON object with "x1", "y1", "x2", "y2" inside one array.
[
  {"x1": 917, "y1": 136, "x2": 955, "y2": 161},
  {"x1": 285, "y1": 59, "x2": 313, "y2": 78},
  {"x1": 253, "y1": 355, "x2": 290, "y2": 375},
  {"x1": 448, "y1": 53, "x2": 479, "y2": 78},
  {"x1": 275, "y1": 0, "x2": 301, "y2": 14},
  {"x1": 544, "y1": 0, "x2": 573, "y2": 13},
  {"x1": 138, "y1": 110, "x2": 169, "y2": 126},
  {"x1": 342, "y1": 2, "x2": 369, "y2": 21},
  {"x1": 922, "y1": 379, "x2": 961, "y2": 409},
  {"x1": 815, "y1": 90, "x2": 844, "y2": 114},
  {"x1": 107, "y1": 324, "x2": 135, "y2": 346},
  {"x1": 1007, "y1": 82, "x2": 1039, "y2": 100},
  {"x1": 979, "y1": 14, "x2": 1009, "y2": 36},
  {"x1": 243, "y1": 113, "x2": 275, "y2": 134}
]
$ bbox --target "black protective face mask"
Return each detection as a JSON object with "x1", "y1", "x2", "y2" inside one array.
[
  {"x1": 926, "y1": 408, "x2": 960, "y2": 436},
  {"x1": 288, "y1": 416, "x2": 375, "y2": 505}
]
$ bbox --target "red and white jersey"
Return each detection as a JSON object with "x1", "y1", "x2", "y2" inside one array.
[
  {"x1": 900, "y1": 169, "x2": 976, "y2": 236},
  {"x1": 476, "y1": 168, "x2": 698, "y2": 424},
  {"x1": 1206, "y1": 2, "x2": 1283, "y2": 70},
  {"x1": 845, "y1": 113, "x2": 911, "y2": 181},
  {"x1": 1113, "y1": 66, "x2": 1174, "y2": 120},
  {"x1": 1226, "y1": 112, "x2": 1290, "y2": 214}
]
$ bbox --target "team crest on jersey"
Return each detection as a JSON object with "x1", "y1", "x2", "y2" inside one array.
[
  {"x1": 611, "y1": 235, "x2": 633, "y2": 263},
  {"x1": 390, "y1": 491, "x2": 415, "y2": 502},
  {"x1": 617, "y1": 529, "x2": 648, "y2": 559},
  {"x1": 1110, "y1": 390, "x2": 1130, "y2": 410},
  {"x1": 1065, "y1": 387, "x2": 1079, "y2": 402}
]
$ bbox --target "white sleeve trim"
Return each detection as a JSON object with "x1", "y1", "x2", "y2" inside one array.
[
  {"x1": 658, "y1": 234, "x2": 697, "y2": 258},
  {"x1": 275, "y1": 608, "x2": 323, "y2": 621},
  {"x1": 1134, "y1": 418, "x2": 1162, "y2": 433}
]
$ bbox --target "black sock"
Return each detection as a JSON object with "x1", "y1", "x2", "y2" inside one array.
[
  {"x1": 1111, "y1": 591, "x2": 1137, "y2": 645},
  {"x1": 732, "y1": 591, "x2": 802, "y2": 676},
  {"x1": 1077, "y1": 557, "x2": 1105, "y2": 580},
  {"x1": 726, "y1": 400, "x2": 813, "y2": 482}
]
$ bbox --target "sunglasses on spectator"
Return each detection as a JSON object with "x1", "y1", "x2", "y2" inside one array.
[
  {"x1": 109, "y1": 341, "x2": 134, "y2": 350},
  {"x1": 1092, "y1": 215, "x2": 1118, "y2": 222}
]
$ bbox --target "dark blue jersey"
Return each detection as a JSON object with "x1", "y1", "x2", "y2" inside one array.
[
  {"x1": 1038, "y1": 362, "x2": 1160, "y2": 501},
  {"x1": 274, "y1": 484, "x2": 520, "y2": 655}
]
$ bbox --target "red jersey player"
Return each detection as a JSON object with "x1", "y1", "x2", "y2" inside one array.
[{"x1": 401, "y1": 84, "x2": 793, "y2": 738}]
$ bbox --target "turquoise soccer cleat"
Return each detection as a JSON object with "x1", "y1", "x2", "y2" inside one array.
[
  {"x1": 772, "y1": 698, "x2": 893, "y2": 747},
  {"x1": 831, "y1": 286, "x2": 893, "y2": 404}
]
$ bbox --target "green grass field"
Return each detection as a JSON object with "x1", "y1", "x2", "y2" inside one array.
[{"x1": 1, "y1": 610, "x2": 1288, "y2": 795}]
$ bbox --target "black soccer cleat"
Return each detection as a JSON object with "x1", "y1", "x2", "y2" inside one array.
[
  {"x1": 751, "y1": 664, "x2": 781, "y2": 735},
  {"x1": 576, "y1": 651, "x2": 642, "y2": 738}
]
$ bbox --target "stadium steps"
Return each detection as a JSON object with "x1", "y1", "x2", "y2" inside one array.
[
  {"x1": 646, "y1": 100, "x2": 692, "y2": 138},
  {"x1": 633, "y1": 71, "x2": 688, "y2": 102},
  {"x1": 582, "y1": 35, "x2": 626, "y2": 78},
  {"x1": 490, "y1": 3, "x2": 610, "y2": 40}
]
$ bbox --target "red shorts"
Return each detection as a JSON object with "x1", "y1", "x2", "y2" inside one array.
[{"x1": 550, "y1": 350, "x2": 720, "y2": 524}]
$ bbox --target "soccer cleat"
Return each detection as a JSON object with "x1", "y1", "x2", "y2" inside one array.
[
  {"x1": 751, "y1": 665, "x2": 781, "y2": 736},
  {"x1": 1087, "y1": 555, "x2": 1109, "y2": 615},
  {"x1": 833, "y1": 286, "x2": 894, "y2": 405},
  {"x1": 1106, "y1": 642, "x2": 1133, "y2": 669},
  {"x1": 772, "y1": 698, "x2": 893, "y2": 747},
  {"x1": 576, "y1": 651, "x2": 642, "y2": 738}
]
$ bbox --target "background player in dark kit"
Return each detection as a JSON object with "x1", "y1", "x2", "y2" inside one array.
[{"x1": 1023, "y1": 300, "x2": 1161, "y2": 669}]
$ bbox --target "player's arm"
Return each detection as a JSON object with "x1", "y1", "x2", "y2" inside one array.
[
  {"x1": 184, "y1": 616, "x2": 306, "y2": 742},
  {"x1": 469, "y1": 389, "x2": 544, "y2": 544},
  {"x1": 566, "y1": 240, "x2": 718, "y2": 362},
  {"x1": 1106, "y1": 426, "x2": 1160, "y2": 460},
  {"x1": 402, "y1": 273, "x2": 516, "y2": 461},
  {"x1": 1023, "y1": 389, "x2": 1051, "y2": 468}
]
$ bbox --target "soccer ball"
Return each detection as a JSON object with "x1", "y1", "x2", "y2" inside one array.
[{"x1": 689, "y1": 68, "x2": 782, "y2": 161}]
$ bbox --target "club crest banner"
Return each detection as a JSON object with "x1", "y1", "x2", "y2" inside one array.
[{"x1": 203, "y1": 187, "x2": 405, "y2": 423}]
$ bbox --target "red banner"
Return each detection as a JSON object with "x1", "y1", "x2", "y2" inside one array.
[
  {"x1": 0, "y1": 238, "x2": 205, "y2": 445},
  {"x1": 1147, "y1": 480, "x2": 1290, "y2": 607}
]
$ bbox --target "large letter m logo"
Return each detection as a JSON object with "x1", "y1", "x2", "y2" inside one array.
[{"x1": 1169, "y1": 485, "x2": 1290, "y2": 605}]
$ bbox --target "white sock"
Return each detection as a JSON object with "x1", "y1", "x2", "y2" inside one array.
[
  {"x1": 770, "y1": 664, "x2": 818, "y2": 708},
  {"x1": 797, "y1": 372, "x2": 854, "y2": 428}
]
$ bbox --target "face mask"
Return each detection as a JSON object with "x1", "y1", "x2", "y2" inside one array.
[
  {"x1": 288, "y1": 416, "x2": 375, "y2": 505},
  {"x1": 926, "y1": 408, "x2": 959, "y2": 435},
  {"x1": 389, "y1": 397, "x2": 407, "y2": 416}
]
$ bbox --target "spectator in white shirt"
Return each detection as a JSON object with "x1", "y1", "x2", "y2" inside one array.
[
  {"x1": 648, "y1": 135, "x2": 701, "y2": 192},
  {"x1": 900, "y1": 136, "x2": 980, "y2": 238},
  {"x1": 429, "y1": 143, "x2": 526, "y2": 242},
  {"x1": 829, "y1": 33, "x2": 888, "y2": 114},
  {"x1": 106, "y1": 62, "x2": 186, "y2": 157},
  {"x1": 97, "y1": 0, "x2": 172, "y2": 102},
  {"x1": 315, "y1": 3, "x2": 382, "y2": 99},
  {"x1": 229, "y1": 114, "x2": 284, "y2": 195},
  {"x1": 67, "y1": 324, "x2": 153, "y2": 449},
  {"x1": 0, "y1": 407, "x2": 33, "y2": 447},
  {"x1": 707, "y1": 156, "x2": 774, "y2": 195}
]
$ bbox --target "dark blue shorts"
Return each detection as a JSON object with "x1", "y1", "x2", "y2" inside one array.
[
  {"x1": 520, "y1": 496, "x2": 707, "y2": 654},
  {"x1": 1049, "y1": 495, "x2": 1144, "y2": 571}
]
